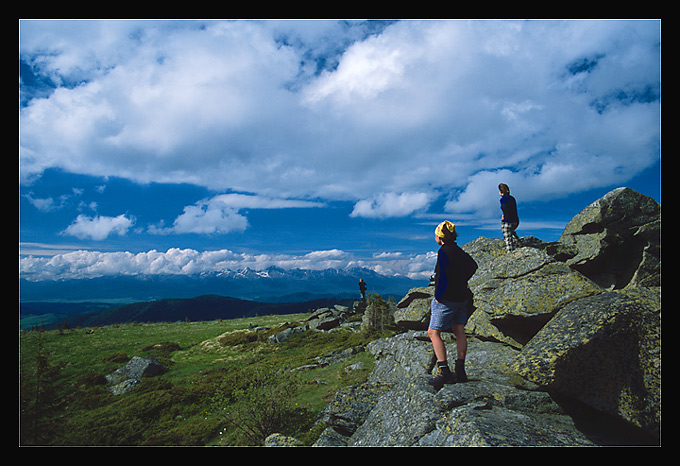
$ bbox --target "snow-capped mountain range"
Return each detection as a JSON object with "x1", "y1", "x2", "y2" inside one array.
[{"x1": 20, "y1": 266, "x2": 425, "y2": 304}]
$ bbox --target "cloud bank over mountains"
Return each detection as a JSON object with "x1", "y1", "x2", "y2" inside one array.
[{"x1": 20, "y1": 246, "x2": 437, "y2": 282}]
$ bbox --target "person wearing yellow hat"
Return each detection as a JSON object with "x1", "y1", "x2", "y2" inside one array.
[
  {"x1": 428, "y1": 220, "x2": 478, "y2": 389},
  {"x1": 434, "y1": 220, "x2": 456, "y2": 241}
]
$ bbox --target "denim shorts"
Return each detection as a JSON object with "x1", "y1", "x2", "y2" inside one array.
[{"x1": 429, "y1": 299, "x2": 469, "y2": 330}]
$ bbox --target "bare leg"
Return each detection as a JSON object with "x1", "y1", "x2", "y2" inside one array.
[
  {"x1": 427, "y1": 328, "x2": 447, "y2": 362},
  {"x1": 452, "y1": 323, "x2": 467, "y2": 361}
]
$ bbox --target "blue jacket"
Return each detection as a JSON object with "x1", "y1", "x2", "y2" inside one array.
[
  {"x1": 500, "y1": 194, "x2": 519, "y2": 224},
  {"x1": 434, "y1": 242, "x2": 478, "y2": 302}
]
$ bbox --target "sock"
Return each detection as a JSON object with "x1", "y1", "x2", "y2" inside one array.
[
  {"x1": 454, "y1": 359, "x2": 467, "y2": 381},
  {"x1": 437, "y1": 360, "x2": 451, "y2": 374}
]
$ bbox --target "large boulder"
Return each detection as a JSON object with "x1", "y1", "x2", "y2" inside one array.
[
  {"x1": 559, "y1": 187, "x2": 660, "y2": 289},
  {"x1": 393, "y1": 287, "x2": 433, "y2": 330},
  {"x1": 467, "y1": 247, "x2": 603, "y2": 348},
  {"x1": 510, "y1": 288, "x2": 661, "y2": 437}
]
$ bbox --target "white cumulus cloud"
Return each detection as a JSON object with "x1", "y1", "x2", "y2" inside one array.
[
  {"x1": 151, "y1": 202, "x2": 248, "y2": 235},
  {"x1": 351, "y1": 192, "x2": 431, "y2": 218},
  {"x1": 148, "y1": 193, "x2": 325, "y2": 235},
  {"x1": 62, "y1": 214, "x2": 134, "y2": 240}
]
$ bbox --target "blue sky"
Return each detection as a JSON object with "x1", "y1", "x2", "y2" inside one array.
[{"x1": 19, "y1": 19, "x2": 661, "y2": 283}]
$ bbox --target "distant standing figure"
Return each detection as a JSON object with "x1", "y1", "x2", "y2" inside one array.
[
  {"x1": 359, "y1": 278, "x2": 367, "y2": 301},
  {"x1": 499, "y1": 183, "x2": 520, "y2": 252}
]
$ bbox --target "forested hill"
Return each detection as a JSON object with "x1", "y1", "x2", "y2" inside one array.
[{"x1": 60, "y1": 294, "x2": 352, "y2": 329}]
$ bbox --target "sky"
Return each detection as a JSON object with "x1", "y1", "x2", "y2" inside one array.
[{"x1": 19, "y1": 19, "x2": 661, "y2": 284}]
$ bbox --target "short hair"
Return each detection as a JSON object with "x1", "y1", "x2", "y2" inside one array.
[{"x1": 498, "y1": 183, "x2": 510, "y2": 195}]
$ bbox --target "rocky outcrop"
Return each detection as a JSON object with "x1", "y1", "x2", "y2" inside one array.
[
  {"x1": 312, "y1": 187, "x2": 660, "y2": 446},
  {"x1": 394, "y1": 245, "x2": 605, "y2": 348},
  {"x1": 267, "y1": 303, "x2": 361, "y2": 343},
  {"x1": 315, "y1": 333, "x2": 602, "y2": 446},
  {"x1": 467, "y1": 245, "x2": 603, "y2": 348},
  {"x1": 393, "y1": 187, "x2": 659, "y2": 344}
]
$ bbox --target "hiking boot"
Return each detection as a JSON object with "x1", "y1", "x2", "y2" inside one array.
[
  {"x1": 427, "y1": 365, "x2": 456, "y2": 390},
  {"x1": 453, "y1": 359, "x2": 468, "y2": 383}
]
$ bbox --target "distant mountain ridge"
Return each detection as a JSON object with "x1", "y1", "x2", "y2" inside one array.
[
  {"x1": 59, "y1": 294, "x2": 353, "y2": 329},
  {"x1": 20, "y1": 266, "x2": 423, "y2": 304}
]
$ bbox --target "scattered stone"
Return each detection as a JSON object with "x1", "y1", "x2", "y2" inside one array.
[
  {"x1": 105, "y1": 356, "x2": 168, "y2": 395},
  {"x1": 345, "y1": 362, "x2": 365, "y2": 373},
  {"x1": 268, "y1": 325, "x2": 307, "y2": 343},
  {"x1": 264, "y1": 433, "x2": 303, "y2": 446}
]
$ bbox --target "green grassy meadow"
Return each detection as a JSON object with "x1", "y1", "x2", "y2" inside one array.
[{"x1": 20, "y1": 313, "x2": 389, "y2": 446}]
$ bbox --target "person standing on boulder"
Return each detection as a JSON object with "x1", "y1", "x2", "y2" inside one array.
[
  {"x1": 428, "y1": 221, "x2": 478, "y2": 389},
  {"x1": 499, "y1": 183, "x2": 520, "y2": 252}
]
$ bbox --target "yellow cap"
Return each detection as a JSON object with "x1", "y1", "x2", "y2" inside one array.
[{"x1": 435, "y1": 220, "x2": 455, "y2": 239}]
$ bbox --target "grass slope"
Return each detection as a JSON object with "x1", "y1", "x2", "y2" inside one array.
[{"x1": 20, "y1": 312, "x2": 390, "y2": 446}]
